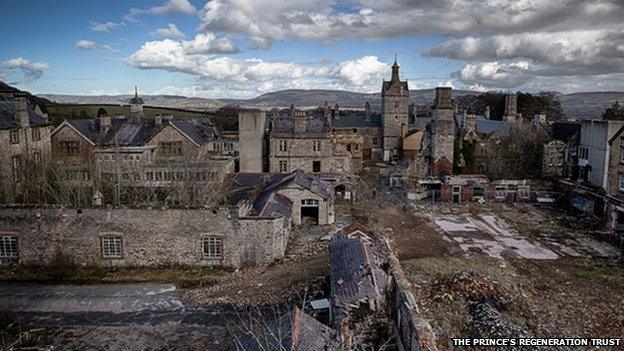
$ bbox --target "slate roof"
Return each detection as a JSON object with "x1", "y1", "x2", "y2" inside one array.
[
  {"x1": 330, "y1": 111, "x2": 382, "y2": 129},
  {"x1": 291, "y1": 307, "x2": 337, "y2": 351},
  {"x1": 382, "y1": 80, "x2": 409, "y2": 93},
  {"x1": 58, "y1": 118, "x2": 217, "y2": 147},
  {"x1": 271, "y1": 113, "x2": 330, "y2": 133},
  {"x1": 330, "y1": 234, "x2": 379, "y2": 309},
  {"x1": 263, "y1": 169, "x2": 333, "y2": 200},
  {"x1": 476, "y1": 119, "x2": 509, "y2": 137},
  {"x1": 0, "y1": 99, "x2": 49, "y2": 130}
]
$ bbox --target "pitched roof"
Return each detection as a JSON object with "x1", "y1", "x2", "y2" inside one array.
[
  {"x1": 263, "y1": 169, "x2": 333, "y2": 200},
  {"x1": 56, "y1": 117, "x2": 217, "y2": 147},
  {"x1": 330, "y1": 111, "x2": 382, "y2": 129},
  {"x1": 330, "y1": 234, "x2": 380, "y2": 309},
  {"x1": 291, "y1": 307, "x2": 336, "y2": 351},
  {"x1": 0, "y1": 99, "x2": 49, "y2": 130}
]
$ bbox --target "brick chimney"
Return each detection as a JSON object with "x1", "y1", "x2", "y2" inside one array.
[
  {"x1": 433, "y1": 87, "x2": 453, "y2": 110},
  {"x1": 334, "y1": 103, "x2": 340, "y2": 120},
  {"x1": 365, "y1": 102, "x2": 371, "y2": 122},
  {"x1": 293, "y1": 109, "x2": 307, "y2": 134},
  {"x1": 99, "y1": 114, "x2": 111, "y2": 134},
  {"x1": 15, "y1": 97, "x2": 29, "y2": 128},
  {"x1": 154, "y1": 114, "x2": 162, "y2": 128}
]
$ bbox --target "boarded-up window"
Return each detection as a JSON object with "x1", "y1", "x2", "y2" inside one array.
[
  {"x1": 160, "y1": 141, "x2": 182, "y2": 156},
  {"x1": 60, "y1": 141, "x2": 79, "y2": 155},
  {"x1": 202, "y1": 237, "x2": 223, "y2": 259},
  {"x1": 9, "y1": 130, "x2": 19, "y2": 144},
  {"x1": 0, "y1": 236, "x2": 18, "y2": 260},
  {"x1": 101, "y1": 236, "x2": 123, "y2": 259}
]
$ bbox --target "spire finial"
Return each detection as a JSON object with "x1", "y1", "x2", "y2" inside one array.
[
  {"x1": 394, "y1": 54, "x2": 397, "y2": 64},
  {"x1": 135, "y1": 86, "x2": 138, "y2": 98}
]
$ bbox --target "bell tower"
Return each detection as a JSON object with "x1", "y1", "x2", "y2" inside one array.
[{"x1": 381, "y1": 58, "x2": 409, "y2": 161}]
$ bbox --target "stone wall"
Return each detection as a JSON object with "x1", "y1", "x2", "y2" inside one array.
[
  {"x1": 277, "y1": 186, "x2": 334, "y2": 225},
  {"x1": 386, "y1": 243, "x2": 439, "y2": 351},
  {"x1": 0, "y1": 207, "x2": 287, "y2": 269},
  {"x1": 269, "y1": 137, "x2": 351, "y2": 174},
  {"x1": 239, "y1": 110, "x2": 266, "y2": 173}
]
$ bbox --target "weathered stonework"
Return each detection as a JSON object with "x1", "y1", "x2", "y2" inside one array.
[
  {"x1": 381, "y1": 61, "x2": 409, "y2": 161},
  {"x1": 0, "y1": 207, "x2": 288, "y2": 269}
]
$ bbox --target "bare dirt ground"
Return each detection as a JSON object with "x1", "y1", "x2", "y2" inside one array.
[{"x1": 355, "y1": 198, "x2": 624, "y2": 350}]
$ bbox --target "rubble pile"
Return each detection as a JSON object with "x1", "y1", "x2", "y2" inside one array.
[{"x1": 431, "y1": 272, "x2": 508, "y2": 303}]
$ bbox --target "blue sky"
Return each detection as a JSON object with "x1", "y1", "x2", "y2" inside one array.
[{"x1": 1, "y1": 0, "x2": 623, "y2": 98}]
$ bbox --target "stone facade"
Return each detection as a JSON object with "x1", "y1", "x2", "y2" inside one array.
[
  {"x1": 607, "y1": 128, "x2": 624, "y2": 198},
  {"x1": 431, "y1": 87, "x2": 455, "y2": 176},
  {"x1": 239, "y1": 109, "x2": 267, "y2": 172},
  {"x1": 0, "y1": 97, "x2": 52, "y2": 202},
  {"x1": 268, "y1": 108, "x2": 352, "y2": 174},
  {"x1": 0, "y1": 206, "x2": 288, "y2": 269},
  {"x1": 381, "y1": 61, "x2": 409, "y2": 161}
]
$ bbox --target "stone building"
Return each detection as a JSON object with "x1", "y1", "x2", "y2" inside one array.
[
  {"x1": 577, "y1": 119, "x2": 624, "y2": 187},
  {"x1": 381, "y1": 59, "x2": 409, "y2": 161},
  {"x1": 51, "y1": 89, "x2": 235, "y2": 201},
  {"x1": 502, "y1": 93, "x2": 521, "y2": 123},
  {"x1": 268, "y1": 106, "x2": 351, "y2": 174},
  {"x1": 430, "y1": 87, "x2": 455, "y2": 176},
  {"x1": 0, "y1": 96, "x2": 52, "y2": 202},
  {"x1": 0, "y1": 206, "x2": 287, "y2": 268}
]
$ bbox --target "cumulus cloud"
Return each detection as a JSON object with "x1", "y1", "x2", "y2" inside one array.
[
  {"x1": 75, "y1": 39, "x2": 115, "y2": 52},
  {"x1": 151, "y1": 23, "x2": 186, "y2": 38},
  {"x1": 190, "y1": 0, "x2": 624, "y2": 91},
  {"x1": 1, "y1": 57, "x2": 50, "y2": 81},
  {"x1": 338, "y1": 56, "x2": 389, "y2": 87},
  {"x1": 89, "y1": 21, "x2": 119, "y2": 32},
  {"x1": 453, "y1": 61, "x2": 534, "y2": 90}
]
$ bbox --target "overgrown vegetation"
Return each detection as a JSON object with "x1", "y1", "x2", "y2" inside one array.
[
  {"x1": 456, "y1": 91, "x2": 564, "y2": 121},
  {"x1": 601, "y1": 100, "x2": 624, "y2": 120}
]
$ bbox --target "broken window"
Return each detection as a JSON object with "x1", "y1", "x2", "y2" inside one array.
[
  {"x1": 60, "y1": 141, "x2": 79, "y2": 156},
  {"x1": 202, "y1": 236, "x2": 223, "y2": 259},
  {"x1": 9, "y1": 130, "x2": 19, "y2": 144},
  {"x1": 0, "y1": 235, "x2": 18, "y2": 261},
  {"x1": 101, "y1": 236, "x2": 122, "y2": 259},
  {"x1": 301, "y1": 199, "x2": 319, "y2": 206},
  {"x1": 620, "y1": 139, "x2": 624, "y2": 163},
  {"x1": 313, "y1": 160, "x2": 321, "y2": 173},
  {"x1": 473, "y1": 186, "x2": 485, "y2": 198}
]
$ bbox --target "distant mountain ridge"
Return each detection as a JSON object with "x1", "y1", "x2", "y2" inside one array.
[{"x1": 32, "y1": 87, "x2": 624, "y2": 119}]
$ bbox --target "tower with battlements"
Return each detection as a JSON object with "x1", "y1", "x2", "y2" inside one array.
[{"x1": 381, "y1": 59, "x2": 409, "y2": 161}]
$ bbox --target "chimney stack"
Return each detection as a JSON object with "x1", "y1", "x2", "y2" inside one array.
[
  {"x1": 324, "y1": 101, "x2": 331, "y2": 118},
  {"x1": 294, "y1": 109, "x2": 307, "y2": 134},
  {"x1": 15, "y1": 97, "x2": 29, "y2": 128},
  {"x1": 99, "y1": 114, "x2": 111, "y2": 134},
  {"x1": 334, "y1": 103, "x2": 340, "y2": 120},
  {"x1": 155, "y1": 114, "x2": 162, "y2": 128},
  {"x1": 433, "y1": 87, "x2": 453, "y2": 110},
  {"x1": 365, "y1": 102, "x2": 371, "y2": 121},
  {"x1": 484, "y1": 106, "x2": 491, "y2": 119}
]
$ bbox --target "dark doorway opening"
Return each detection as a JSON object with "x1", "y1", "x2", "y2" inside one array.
[
  {"x1": 301, "y1": 198, "x2": 319, "y2": 224},
  {"x1": 313, "y1": 161, "x2": 321, "y2": 173}
]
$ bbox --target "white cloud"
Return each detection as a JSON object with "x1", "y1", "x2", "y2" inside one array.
[
  {"x1": 1, "y1": 57, "x2": 50, "y2": 81},
  {"x1": 89, "y1": 21, "x2": 119, "y2": 32},
  {"x1": 151, "y1": 23, "x2": 186, "y2": 39},
  {"x1": 87, "y1": 89, "x2": 121, "y2": 96},
  {"x1": 75, "y1": 39, "x2": 115, "y2": 52},
  {"x1": 453, "y1": 61, "x2": 534, "y2": 89},
  {"x1": 338, "y1": 56, "x2": 389, "y2": 87},
  {"x1": 150, "y1": 0, "x2": 196, "y2": 14}
]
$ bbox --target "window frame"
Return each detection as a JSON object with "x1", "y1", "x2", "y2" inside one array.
[
  {"x1": 101, "y1": 235, "x2": 123, "y2": 259},
  {"x1": 0, "y1": 235, "x2": 18, "y2": 260},
  {"x1": 9, "y1": 130, "x2": 19, "y2": 144},
  {"x1": 32, "y1": 127, "x2": 41, "y2": 141},
  {"x1": 619, "y1": 174, "x2": 624, "y2": 192},
  {"x1": 313, "y1": 140, "x2": 321, "y2": 152},
  {"x1": 279, "y1": 160, "x2": 288, "y2": 173},
  {"x1": 60, "y1": 140, "x2": 79, "y2": 156},
  {"x1": 10, "y1": 155, "x2": 20, "y2": 182},
  {"x1": 278, "y1": 140, "x2": 288, "y2": 152},
  {"x1": 202, "y1": 236, "x2": 223, "y2": 260}
]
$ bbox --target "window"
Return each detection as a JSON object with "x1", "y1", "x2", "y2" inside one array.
[
  {"x1": 160, "y1": 141, "x2": 182, "y2": 156},
  {"x1": 473, "y1": 186, "x2": 485, "y2": 198},
  {"x1": 11, "y1": 156, "x2": 20, "y2": 182},
  {"x1": 395, "y1": 101, "x2": 399, "y2": 108},
  {"x1": 32, "y1": 128, "x2": 41, "y2": 141},
  {"x1": 619, "y1": 174, "x2": 624, "y2": 192},
  {"x1": 372, "y1": 136, "x2": 379, "y2": 146},
  {"x1": 313, "y1": 160, "x2": 321, "y2": 173},
  {"x1": 313, "y1": 140, "x2": 321, "y2": 152},
  {"x1": 279, "y1": 140, "x2": 287, "y2": 152},
  {"x1": 33, "y1": 150, "x2": 42, "y2": 164},
  {"x1": 620, "y1": 139, "x2": 624, "y2": 163},
  {"x1": 60, "y1": 141, "x2": 79, "y2": 156},
  {"x1": 202, "y1": 236, "x2": 223, "y2": 259},
  {"x1": 352, "y1": 128, "x2": 358, "y2": 133},
  {"x1": 301, "y1": 199, "x2": 319, "y2": 206},
  {"x1": 279, "y1": 160, "x2": 288, "y2": 173},
  {"x1": 0, "y1": 235, "x2": 18, "y2": 260},
  {"x1": 9, "y1": 130, "x2": 19, "y2": 144},
  {"x1": 579, "y1": 146, "x2": 589, "y2": 160},
  {"x1": 101, "y1": 236, "x2": 122, "y2": 259}
]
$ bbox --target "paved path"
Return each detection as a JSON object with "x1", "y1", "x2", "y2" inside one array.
[{"x1": 0, "y1": 283, "x2": 232, "y2": 327}]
